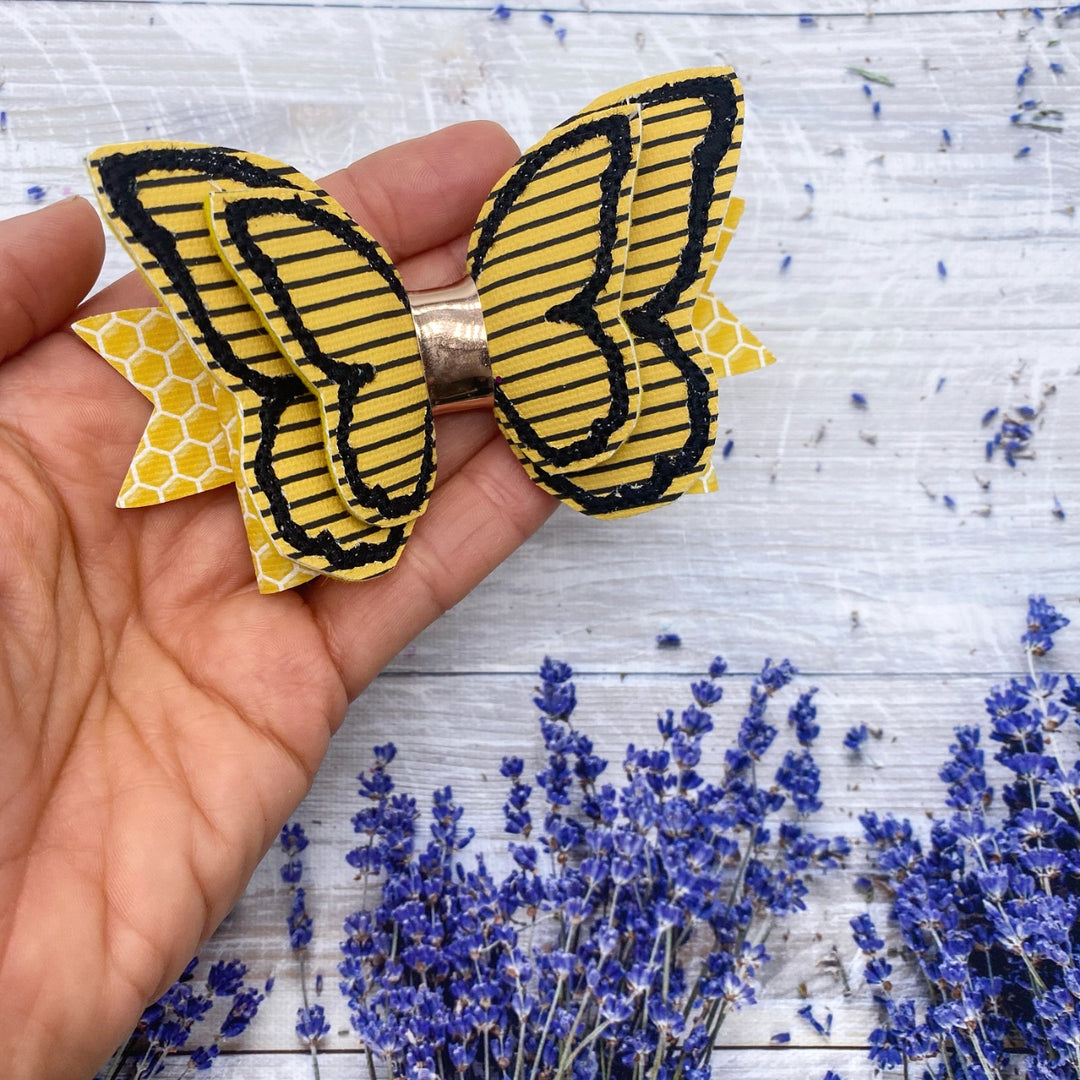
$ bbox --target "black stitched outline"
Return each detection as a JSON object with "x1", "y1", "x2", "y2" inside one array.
[
  {"x1": 254, "y1": 390, "x2": 407, "y2": 568},
  {"x1": 94, "y1": 146, "x2": 406, "y2": 569},
  {"x1": 471, "y1": 112, "x2": 635, "y2": 471},
  {"x1": 221, "y1": 194, "x2": 434, "y2": 525},
  {"x1": 484, "y1": 74, "x2": 737, "y2": 516}
]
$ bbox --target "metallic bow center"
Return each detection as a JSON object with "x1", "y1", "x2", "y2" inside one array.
[{"x1": 409, "y1": 276, "x2": 492, "y2": 413}]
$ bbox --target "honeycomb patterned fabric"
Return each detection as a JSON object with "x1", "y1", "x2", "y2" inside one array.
[{"x1": 75, "y1": 67, "x2": 774, "y2": 594}]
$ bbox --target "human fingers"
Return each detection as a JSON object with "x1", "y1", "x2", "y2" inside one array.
[
  {"x1": 0, "y1": 198, "x2": 104, "y2": 364},
  {"x1": 77, "y1": 121, "x2": 519, "y2": 316},
  {"x1": 321, "y1": 120, "x2": 520, "y2": 268}
]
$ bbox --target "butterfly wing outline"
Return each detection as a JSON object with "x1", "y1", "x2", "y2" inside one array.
[
  {"x1": 86, "y1": 143, "x2": 431, "y2": 585},
  {"x1": 469, "y1": 105, "x2": 643, "y2": 476},
  {"x1": 470, "y1": 67, "x2": 768, "y2": 519},
  {"x1": 207, "y1": 188, "x2": 434, "y2": 531}
]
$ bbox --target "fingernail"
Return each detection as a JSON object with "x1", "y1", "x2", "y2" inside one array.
[{"x1": 36, "y1": 194, "x2": 83, "y2": 213}]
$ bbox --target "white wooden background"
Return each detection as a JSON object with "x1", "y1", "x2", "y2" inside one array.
[{"x1": 3, "y1": 0, "x2": 1079, "y2": 1075}]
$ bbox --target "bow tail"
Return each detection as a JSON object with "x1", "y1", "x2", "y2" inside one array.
[
  {"x1": 214, "y1": 388, "x2": 320, "y2": 591},
  {"x1": 680, "y1": 195, "x2": 778, "y2": 501},
  {"x1": 71, "y1": 306, "x2": 322, "y2": 591},
  {"x1": 72, "y1": 307, "x2": 235, "y2": 508},
  {"x1": 690, "y1": 197, "x2": 777, "y2": 381}
]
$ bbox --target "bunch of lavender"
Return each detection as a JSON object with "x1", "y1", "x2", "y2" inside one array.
[
  {"x1": 93, "y1": 956, "x2": 266, "y2": 1079},
  {"x1": 854, "y1": 596, "x2": 1080, "y2": 1080},
  {"x1": 339, "y1": 655, "x2": 847, "y2": 1080}
]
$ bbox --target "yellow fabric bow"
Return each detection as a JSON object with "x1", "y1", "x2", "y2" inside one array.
[{"x1": 75, "y1": 67, "x2": 773, "y2": 593}]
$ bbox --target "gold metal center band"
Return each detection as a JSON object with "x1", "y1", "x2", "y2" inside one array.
[{"x1": 409, "y1": 276, "x2": 492, "y2": 414}]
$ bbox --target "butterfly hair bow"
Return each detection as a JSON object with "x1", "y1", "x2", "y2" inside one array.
[{"x1": 75, "y1": 67, "x2": 774, "y2": 593}]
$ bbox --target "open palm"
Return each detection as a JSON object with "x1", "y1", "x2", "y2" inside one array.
[{"x1": 0, "y1": 122, "x2": 555, "y2": 1079}]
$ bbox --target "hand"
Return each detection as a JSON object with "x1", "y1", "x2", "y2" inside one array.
[{"x1": 0, "y1": 122, "x2": 555, "y2": 1079}]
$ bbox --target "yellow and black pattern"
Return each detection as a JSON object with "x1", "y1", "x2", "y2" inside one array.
[
  {"x1": 207, "y1": 188, "x2": 433, "y2": 530},
  {"x1": 470, "y1": 68, "x2": 745, "y2": 518},
  {"x1": 87, "y1": 144, "x2": 419, "y2": 580},
  {"x1": 82, "y1": 69, "x2": 773, "y2": 592}
]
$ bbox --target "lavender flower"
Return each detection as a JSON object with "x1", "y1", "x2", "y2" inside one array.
[
  {"x1": 189, "y1": 1045, "x2": 219, "y2": 1070},
  {"x1": 339, "y1": 655, "x2": 846, "y2": 1079},
  {"x1": 205, "y1": 960, "x2": 247, "y2": 998},
  {"x1": 217, "y1": 986, "x2": 265, "y2": 1039},
  {"x1": 280, "y1": 822, "x2": 309, "y2": 857},
  {"x1": 797, "y1": 1002, "x2": 832, "y2": 1036},
  {"x1": 287, "y1": 887, "x2": 314, "y2": 950},
  {"x1": 843, "y1": 724, "x2": 869, "y2": 751},
  {"x1": 789, "y1": 687, "x2": 820, "y2": 745},
  {"x1": 1023, "y1": 594, "x2": 1070, "y2": 656},
  {"x1": 984, "y1": 408, "x2": 1038, "y2": 467},
  {"x1": 295, "y1": 1003, "x2": 331, "y2": 1044},
  {"x1": 279, "y1": 820, "x2": 324, "y2": 1073}
]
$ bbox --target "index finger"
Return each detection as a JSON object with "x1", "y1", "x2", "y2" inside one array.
[{"x1": 321, "y1": 120, "x2": 519, "y2": 264}]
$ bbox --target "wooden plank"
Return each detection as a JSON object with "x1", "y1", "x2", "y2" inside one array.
[
  {"x1": 396, "y1": 325, "x2": 1079, "y2": 676},
  {"x1": 4, "y1": 5, "x2": 1073, "y2": 335},
  {"x1": 54, "y1": 0, "x2": 1052, "y2": 16},
  {"x1": 187, "y1": 1048, "x2": 877, "y2": 1080},
  {"x1": 0, "y1": 6, "x2": 1070, "y2": 256}
]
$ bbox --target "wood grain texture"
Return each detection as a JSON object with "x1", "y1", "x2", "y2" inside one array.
[
  {"x1": 1, "y1": 0, "x2": 1077, "y2": 1075},
  {"x1": 31, "y1": 0, "x2": 1051, "y2": 15},
  {"x1": 173, "y1": 1049, "x2": 881, "y2": 1080}
]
